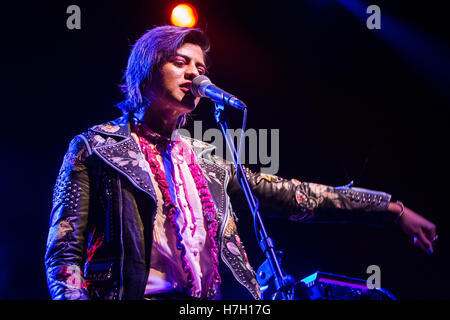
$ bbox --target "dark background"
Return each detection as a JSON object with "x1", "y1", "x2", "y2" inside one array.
[{"x1": 0, "y1": 0, "x2": 449, "y2": 299}]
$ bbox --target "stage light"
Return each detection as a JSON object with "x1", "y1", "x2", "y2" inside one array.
[{"x1": 170, "y1": 3, "x2": 198, "y2": 27}]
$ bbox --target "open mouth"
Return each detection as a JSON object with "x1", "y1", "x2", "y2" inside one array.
[{"x1": 179, "y1": 82, "x2": 191, "y2": 93}]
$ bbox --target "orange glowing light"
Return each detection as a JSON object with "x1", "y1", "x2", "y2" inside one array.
[{"x1": 170, "y1": 3, "x2": 198, "y2": 27}]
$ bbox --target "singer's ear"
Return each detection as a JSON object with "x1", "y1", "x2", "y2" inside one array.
[{"x1": 141, "y1": 67, "x2": 162, "y2": 94}]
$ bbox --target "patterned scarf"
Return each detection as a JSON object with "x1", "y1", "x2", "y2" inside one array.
[{"x1": 132, "y1": 121, "x2": 221, "y2": 298}]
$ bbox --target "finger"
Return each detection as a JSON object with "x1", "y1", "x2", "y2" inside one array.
[
  {"x1": 413, "y1": 235, "x2": 427, "y2": 253},
  {"x1": 416, "y1": 230, "x2": 434, "y2": 255},
  {"x1": 423, "y1": 224, "x2": 437, "y2": 243}
]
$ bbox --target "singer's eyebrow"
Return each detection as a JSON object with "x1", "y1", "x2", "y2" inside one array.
[{"x1": 174, "y1": 53, "x2": 207, "y2": 72}]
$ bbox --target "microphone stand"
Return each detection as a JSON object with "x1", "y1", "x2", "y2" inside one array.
[{"x1": 213, "y1": 101, "x2": 295, "y2": 300}]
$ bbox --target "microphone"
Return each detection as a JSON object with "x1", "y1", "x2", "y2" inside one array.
[{"x1": 191, "y1": 75, "x2": 246, "y2": 110}]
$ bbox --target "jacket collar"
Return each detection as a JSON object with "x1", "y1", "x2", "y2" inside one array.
[
  {"x1": 90, "y1": 113, "x2": 217, "y2": 158},
  {"x1": 88, "y1": 113, "x2": 219, "y2": 202},
  {"x1": 90, "y1": 114, "x2": 131, "y2": 138}
]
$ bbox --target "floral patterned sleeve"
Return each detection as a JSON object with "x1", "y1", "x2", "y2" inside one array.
[{"x1": 223, "y1": 161, "x2": 394, "y2": 225}]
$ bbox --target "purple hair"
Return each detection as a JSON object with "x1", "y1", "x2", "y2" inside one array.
[{"x1": 116, "y1": 25, "x2": 210, "y2": 115}]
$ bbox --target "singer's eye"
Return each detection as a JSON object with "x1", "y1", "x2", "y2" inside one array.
[
  {"x1": 173, "y1": 59, "x2": 185, "y2": 67},
  {"x1": 197, "y1": 66, "x2": 206, "y2": 75}
]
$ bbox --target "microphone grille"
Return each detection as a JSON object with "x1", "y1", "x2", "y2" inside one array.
[{"x1": 191, "y1": 75, "x2": 211, "y2": 97}]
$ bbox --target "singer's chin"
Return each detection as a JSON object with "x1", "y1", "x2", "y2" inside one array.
[{"x1": 180, "y1": 93, "x2": 199, "y2": 111}]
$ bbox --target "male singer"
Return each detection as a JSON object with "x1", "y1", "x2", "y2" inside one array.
[{"x1": 45, "y1": 25, "x2": 437, "y2": 300}]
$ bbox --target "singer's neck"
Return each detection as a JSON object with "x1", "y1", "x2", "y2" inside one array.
[{"x1": 134, "y1": 104, "x2": 184, "y2": 139}]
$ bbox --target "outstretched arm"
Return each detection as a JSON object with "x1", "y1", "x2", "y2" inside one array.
[{"x1": 220, "y1": 159, "x2": 437, "y2": 254}]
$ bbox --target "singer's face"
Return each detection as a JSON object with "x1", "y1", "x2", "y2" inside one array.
[{"x1": 145, "y1": 43, "x2": 207, "y2": 113}]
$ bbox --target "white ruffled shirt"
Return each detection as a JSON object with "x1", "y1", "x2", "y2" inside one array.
[{"x1": 131, "y1": 131, "x2": 214, "y2": 298}]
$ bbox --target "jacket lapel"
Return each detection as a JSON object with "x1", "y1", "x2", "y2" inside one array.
[
  {"x1": 89, "y1": 115, "x2": 157, "y2": 201},
  {"x1": 88, "y1": 116, "x2": 229, "y2": 222}
]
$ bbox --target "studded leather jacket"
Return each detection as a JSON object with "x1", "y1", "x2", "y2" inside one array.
[{"x1": 45, "y1": 114, "x2": 395, "y2": 300}]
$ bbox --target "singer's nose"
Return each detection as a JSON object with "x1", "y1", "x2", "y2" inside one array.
[{"x1": 185, "y1": 62, "x2": 200, "y2": 80}]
